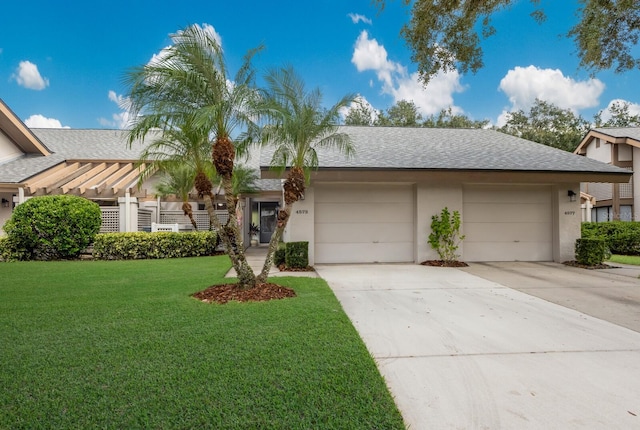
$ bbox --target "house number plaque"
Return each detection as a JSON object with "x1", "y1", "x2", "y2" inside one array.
[
  {"x1": 296, "y1": 209, "x2": 309, "y2": 214},
  {"x1": 564, "y1": 211, "x2": 576, "y2": 215}
]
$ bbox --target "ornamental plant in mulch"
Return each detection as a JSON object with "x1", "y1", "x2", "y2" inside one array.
[{"x1": 423, "y1": 207, "x2": 468, "y2": 267}]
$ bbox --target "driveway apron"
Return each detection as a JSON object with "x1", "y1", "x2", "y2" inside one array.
[{"x1": 315, "y1": 264, "x2": 640, "y2": 430}]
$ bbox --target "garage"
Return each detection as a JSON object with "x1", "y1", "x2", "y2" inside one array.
[
  {"x1": 314, "y1": 183, "x2": 414, "y2": 263},
  {"x1": 463, "y1": 185, "x2": 553, "y2": 261}
]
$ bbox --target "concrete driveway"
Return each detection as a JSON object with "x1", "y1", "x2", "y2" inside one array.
[{"x1": 315, "y1": 263, "x2": 640, "y2": 429}]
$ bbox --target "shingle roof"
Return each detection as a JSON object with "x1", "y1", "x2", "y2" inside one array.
[
  {"x1": 592, "y1": 127, "x2": 640, "y2": 142},
  {"x1": 0, "y1": 129, "x2": 148, "y2": 183},
  {"x1": 1, "y1": 126, "x2": 628, "y2": 186},
  {"x1": 259, "y1": 126, "x2": 627, "y2": 174}
]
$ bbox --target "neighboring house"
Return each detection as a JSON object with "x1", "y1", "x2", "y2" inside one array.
[
  {"x1": 263, "y1": 126, "x2": 631, "y2": 265},
  {"x1": 0, "y1": 99, "x2": 631, "y2": 264},
  {"x1": 574, "y1": 127, "x2": 640, "y2": 222}
]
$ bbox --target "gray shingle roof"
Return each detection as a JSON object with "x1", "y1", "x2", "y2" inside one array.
[
  {"x1": 593, "y1": 127, "x2": 640, "y2": 141},
  {"x1": 0, "y1": 129, "x2": 149, "y2": 183},
  {"x1": 1, "y1": 126, "x2": 628, "y2": 186},
  {"x1": 259, "y1": 126, "x2": 627, "y2": 174}
]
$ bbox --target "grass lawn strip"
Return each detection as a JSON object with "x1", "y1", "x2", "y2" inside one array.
[
  {"x1": 607, "y1": 254, "x2": 640, "y2": 266},
  {"x1": 0, "y1": 256, "x2": 405, "y2": 429}
]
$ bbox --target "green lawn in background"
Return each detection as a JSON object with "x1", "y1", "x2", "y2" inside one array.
[
  {"x1": 607, "y1": 254, "x2": 640, "y2": 266},
  {"x1": 0, "y1": 256, "x2": 405, "y2": 429}
]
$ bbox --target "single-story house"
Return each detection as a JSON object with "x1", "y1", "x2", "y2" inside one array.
[
  {"x1": 265, "y1": 126, "x2": 631, "y2": 265},
  {"x1": 0, "y1": 98, "x2": 631, "y2": 264},
  {"x1": 574, "y1": 127, "x2": 640, "y2": 222}
]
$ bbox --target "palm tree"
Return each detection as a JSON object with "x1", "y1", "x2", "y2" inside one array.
[
  {"x1": 154, "y1": 163, "x2": 199, "y2": 230},
  {"x1": 256, "y1": 66, "x2": 356, "y2": 282},
  {"x1": 123, "y1": 24, "x2": 262, "y2": 288}
]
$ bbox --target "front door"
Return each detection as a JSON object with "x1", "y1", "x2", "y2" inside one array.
[{"x1": 259, "y1": 202, "x2": 278, "y2": 243}]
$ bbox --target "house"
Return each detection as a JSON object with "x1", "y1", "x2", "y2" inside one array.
[
  {"x1": 0, "y1": 98, "x2": 282, "y2": 240},
  {"x1": 0, "y1": 98, "x2": 631, "y2": 264},
  {"x1": 262, "y1": 126, "x2": 631, "y2": 265},
  {"x1": 574, "y1": 127, "x2": 640, "y2": 222}
]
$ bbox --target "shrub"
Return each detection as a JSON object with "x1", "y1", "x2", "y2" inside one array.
[
  {"x1": 2, "y1": 195, "x2": 101, "y2": 260},
  {"x1": 274, "y1": 242, "x2": 287, "y2": 266},
  {"x1": 428, "y1": 207, "x2": 465, "y2": 263},
  {"x1": 575, "y1": 238, "x2": 607, "y2": 266},
  {"x1": 581, "y1": 222, "x2": 640, "y2": 255},
  {"x1": 92, "y1": 231, "x2": 217, "y2": 260},
  {"x1": 285, "y1": 241, "x2": 309, "y2": 268}
]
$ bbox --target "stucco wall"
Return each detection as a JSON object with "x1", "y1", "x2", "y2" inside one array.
[
  {"x1": 0, "y1": 131, "x2": 23, "y2": 163},
  {"x1": 585, "y1": 138, "x2": 611, "y2": 163},
  {"x1": 552, "y1": 183, "x2": 581, "y2": 262},
  {"x1": 283, "y1": 187, "x2": 315, "y2": 264}
]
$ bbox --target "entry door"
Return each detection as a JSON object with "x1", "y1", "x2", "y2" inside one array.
[{"x1": 259, "y1": 202, "x2": 278, "y2": 243}]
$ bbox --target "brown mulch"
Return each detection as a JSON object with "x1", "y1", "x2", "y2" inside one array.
[
  {"x1": 420, "y1": 260, "x2": 469, "y2": 267},
  {"x1": 191, "y1": 283, "x2": 297, "y2": 304},
  {"x1": 562, "y1": 260, "x2": 618, "y2": 270},
  {"x1": 277, "y1": 264, "x2": 315, "y2": 272}
]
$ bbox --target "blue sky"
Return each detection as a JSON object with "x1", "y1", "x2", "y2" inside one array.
[{"x1": 2, "y1": 0, "x2": 639, "y2": 130}]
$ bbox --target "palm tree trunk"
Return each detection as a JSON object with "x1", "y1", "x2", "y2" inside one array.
[
  {"x1": 182, "y1": 201, "x2": 199, "y2": 231},
  {"x1": 256, "y1": 203, "x2": 291, "y2": 283},
  {"x1": 203, "y1": 192, "x2": 256, "y2": 289}
]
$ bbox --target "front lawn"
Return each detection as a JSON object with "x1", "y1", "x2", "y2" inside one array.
[
  {"x1": 0, "y1": 256, "x2": 405, "y2": 429},
  {"x1": 608, "y1": 254, "x2": 640, "y2": 266}
]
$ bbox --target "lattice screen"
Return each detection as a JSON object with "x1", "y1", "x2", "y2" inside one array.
[
  {"x1": 100, "y1": 207, "x2": 119, "y2": 233},
  {"x1": 160, "y1": 210, "x2": 227, "y2": 230}
]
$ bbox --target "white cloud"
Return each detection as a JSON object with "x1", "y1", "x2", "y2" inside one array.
[
  {"x1": 351, "y1": 30, "x2": 464, "y2": 116},
  {"x1": 597, "y1": 98, "x2": 640, "y2": 123},
  {"x1": 100, "y1": 90, "x2": 131, "y2": 129},
  {"x1": 348, "y1": 13, "x2": 372, "y2": 25},
  {"x1": 391, "y1": 71, "x2": 464, "y2": 116},
  {"x1": 13, "y1": 61, "x2": 49, "y2": 90},
  {"x1": 498, "y1": 65, "x2": 605, "y2": 112},
  {"x1": 339, "y1": 94, "x2": 379, "y2": 122},
  {"x1": 24, "y1": 114, "x2": 68, "y2": 128}
]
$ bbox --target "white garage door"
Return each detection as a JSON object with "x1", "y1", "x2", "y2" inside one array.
[
  {"x1": 315, "y1": 183, "x2": 414, "y2": 263},
  {"x1": 463, "y1": 185, "x2": 553, "y2": 261}
]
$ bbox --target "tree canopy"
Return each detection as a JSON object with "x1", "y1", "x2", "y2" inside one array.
[
  {"x1": 497, "y1": 99, "x2": 591, "y2": 152},
  {"x1": 374, "y1": 0, "x2": 640, "y2": 84}
]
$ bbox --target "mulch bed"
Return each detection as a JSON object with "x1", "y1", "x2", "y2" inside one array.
[
  {"x1": 277, "y1": 264, "x2": 315, "y2": 272},
  {"x1": 562, "y1": 261, "x2": 618, "y2": 270},
  {"x1": 192, "y1": 283, "x2": 297, "y2": 304},
  {"x1": 420, "y1": 260, "x2": 469, "y2": 267}
]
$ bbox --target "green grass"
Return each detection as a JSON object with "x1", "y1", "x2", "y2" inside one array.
[
  {"x1": 0, "y1": 257, "x2": 405, "y2": 429},
  {"x1": 607, "y1": 254, "x2": 640, "y2": 265}
]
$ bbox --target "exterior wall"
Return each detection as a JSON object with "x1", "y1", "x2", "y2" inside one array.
[
  {"x1": 0, "y1": 131, "x2": 23, "y2": 163},
  {"x1": 415, "y1": 183, "x2": 463, "y2": 263},
  {"x1": 552, "y1": 183, "x2": 581, "y2": 262},
  {"x1": 284, "y1": 187, "x2": 315, "y2": 264},
  {"x1": 585, "y1": 138, "x2": 611, "y2": 163},
  {"x1": 618, "y1": 143, "x2": 633, "y2": 161}
]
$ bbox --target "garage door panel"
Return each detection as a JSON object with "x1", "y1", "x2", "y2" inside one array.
[
  {"x1": 315, "y1": 184, "x2": 412, "y2": 203},
  {"x1": 316, "y1": 242, "x2": 414, "y2": 263},
  {"x1": 464, "y1": 203, "x2": 551, "y2": 223},
  {"x1": 315, "y1": 202, "x2": 413, "y2": 223},
  {"x1": 465, "y1": 242, "x2": 552, "y2": 262},
  {"x1": 314, "y1": 184, "x2": 414, "y2": 264},
  {"x1": 463, "y1": 187, "x2": 550, "y2": 204},
  {"x1": 464, "y1": 222, "x2": 552, "y2": 243},
  {"x1": 316, "y1": 222, "x2": 414, "y2": 243},
  {"x1": 463, "y1": 185, "x2": 552, "y2": 261}
]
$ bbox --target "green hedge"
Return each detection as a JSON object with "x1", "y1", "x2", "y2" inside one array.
[
  {"x1": 2, "y1": 195, "x2": 101, "y2": 261},
  {"x1": 575, "y1": 238, "x2": 607, "y2": 266},
  {"x1": 581, "y1": 222, "x2": 640, "y2": 255},
  {"x1": 285, "y1": 241, "x2": 309, "y2": 269},
  {"x1": 92, "y1": 231, "x2": 217, "y2": 260},
  {"x1": 274, "y1": 242, "x2": 287, "y2": 266}
]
